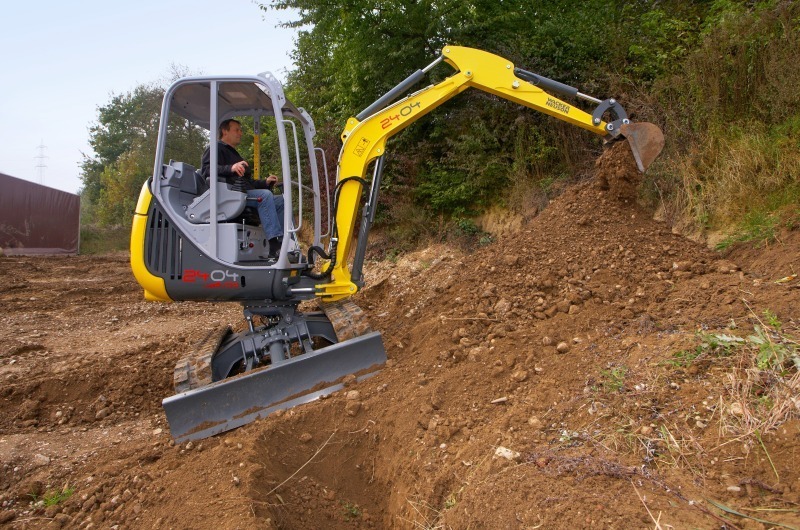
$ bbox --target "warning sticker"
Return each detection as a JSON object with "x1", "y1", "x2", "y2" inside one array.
[{"x1": 353, "y1": 138, "x2": 371, "y2": 157}]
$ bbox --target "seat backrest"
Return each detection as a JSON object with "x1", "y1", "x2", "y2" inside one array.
[
  {"x1": 162, "y1": 161, "x2": 203, "y2": 194},
  {"x1": 193, "y1": 170, "x2": 209, "y2": 195},
  {"x1": 185, "y1": 182, "x2": 247, "y2": 224},
  {"x1": 161, "y1": 161, "x2": 209, "y2": 216}
]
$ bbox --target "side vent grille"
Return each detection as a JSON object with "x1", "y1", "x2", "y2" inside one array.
[{"x1": 145, "y1": 207, "x2": 183, "y2": 280}]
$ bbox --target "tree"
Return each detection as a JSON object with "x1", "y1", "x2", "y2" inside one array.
[
  {"x1": 79, "y1": 84, "x2": 162, "y2": 225},
  {"x1": 80, "y1": 80, "x2": 206, "y2": 227}
]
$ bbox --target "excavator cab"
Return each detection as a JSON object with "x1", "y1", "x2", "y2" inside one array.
[
  {"x1": 133, "y1": 73, "x2": 325, "y2": 296},
  {"x1": 131, "y1": 73, "x2": 387, "y2": 442}
]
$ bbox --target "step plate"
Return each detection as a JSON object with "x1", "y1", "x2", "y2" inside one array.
[{"x1": 163, "y1": 331, "x2": 386, "y2": 442}]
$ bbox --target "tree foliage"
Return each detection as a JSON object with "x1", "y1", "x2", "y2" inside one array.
[
  {"x1": 259, "y1": 0, "x2": 683, "y2": 238},
  {"x1": 80, "y1": 85, "x2": 161, "y2": 219},
  {"x1": 81, "y1": 1, "x2": 798, "y2": 240},
  {"x1": 257, "y1": 0, "x2": 799, "y2": 242},
  {"x1": 80, "y1": 82, "x2": 206, "y2": 227},
  {"x1": 648, "y1": 0, "x2": 800, "y2": 234}
]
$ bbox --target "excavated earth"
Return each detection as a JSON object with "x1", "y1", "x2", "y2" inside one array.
[{"x1": 1, "y1": 143, "x2": 799, "y2": 529}]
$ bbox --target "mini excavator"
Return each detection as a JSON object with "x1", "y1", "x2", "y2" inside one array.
[{"x1": 130, "y1": 46, "x2": 664, "y2": 442}]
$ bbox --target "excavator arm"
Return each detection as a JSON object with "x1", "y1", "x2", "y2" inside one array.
[{"x1": 315, "y1": 45, "x2": 664, "y2": 301}]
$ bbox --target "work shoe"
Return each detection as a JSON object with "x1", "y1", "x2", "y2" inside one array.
[
  {"x1": 259, "y1": 252, "x2": 279, "y2": 264},
  {"x1": 268, "y1": 237, "x2": 281, "y2": 256}
]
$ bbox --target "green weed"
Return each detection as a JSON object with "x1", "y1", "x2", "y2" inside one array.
[
  {"x1": 662, "y1": 348, "x2": 702, "y2": 368},
  {"x1": 444, "y1": 493, "x2": 457, "y2": 510},
  {"x1": 748, "y1": 324, "x2": 800, "y2": 372},
  {"x1": 385, "y1": 248, "x2": 402, "y2": 263},
  {"x1": 341, "y1": 501, "x2": 361, "y2": 520},
  {"x1": 454, "y1": 218, "x2": 480, "y2": 237},
  {"x1": 450, "y1": 217, "x2": 494, "y2": 249},
  {"x1": 755, "y1": 395, "x2": 774, "y2": 411},
  {"x1": 30, "y1": 485, "x2": 74, "y2": 507},
  {"x1": 696, "y1": 332, "x2": 743, "y2": 356},
  {"x1": 601, "y1": 366, "x2": 627, "y2": 392},
  {"x1": 762, "y1": 309, "x2": 781, "y2": 330},
  {"x1": 559, "y1": 430, "x2": 579, "y2": 443},
  {"x1": 663, "y1": 330, "x2": 759, "y2": 369},
  {"x1": 692, "y1": 311, "x2": 800, "y2": 438},
  {"x1": 715, "y1": 210, "x2": 780, "y2": 250}
]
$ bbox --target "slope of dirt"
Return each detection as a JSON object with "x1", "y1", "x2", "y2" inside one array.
[{"x1": 1, "y1": 143, "x2": 799, "y2": 529}]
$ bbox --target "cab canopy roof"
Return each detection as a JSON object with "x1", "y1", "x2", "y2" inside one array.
[{"x1": 166, "y1": 74, "x2": 303, "y2": 130}]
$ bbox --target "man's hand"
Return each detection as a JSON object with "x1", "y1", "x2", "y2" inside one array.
[
  {"x1": 233, "y1": 160, "x2": 249, "y2": 176},
  {"x1": 266, "y1": 174, "x2": 279, "y2": 186}
]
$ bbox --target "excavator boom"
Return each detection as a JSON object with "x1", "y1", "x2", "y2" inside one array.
[{"x1": 316, "y1": 45, "x2": 664, "y2": 301}]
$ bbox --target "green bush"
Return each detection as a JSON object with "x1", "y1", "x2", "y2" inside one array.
[
  {"x1": 650, "y1": 1, "x2": 800, "y2": 236},
  {"x1": 80, "y1": 225, "x2": 130, "y2": 255}
]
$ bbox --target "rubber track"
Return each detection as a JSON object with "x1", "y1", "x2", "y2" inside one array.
[
  {"x1": 320, "y1": 300, "x2": 373, "y2": 341},
  {"x1": 171, "y1": 302, "x2": 371, "y2": 393},
  {"x1": 173, "y1": 324, "x2": 230, "y2": 393}
]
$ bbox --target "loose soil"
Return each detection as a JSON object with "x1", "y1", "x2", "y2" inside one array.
[{"x1": 2, "y1": 143, "x2": 799, "y2": 529}]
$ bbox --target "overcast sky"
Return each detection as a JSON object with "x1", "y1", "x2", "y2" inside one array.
[{"x1": 0, "y1": 0, "x2": 297, "y2": 194}]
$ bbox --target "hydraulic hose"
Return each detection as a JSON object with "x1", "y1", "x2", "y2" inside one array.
[
  {"x1": 304, "y1": 245, "x2": 331, "y2": 280},
  {"x1": 303, "y1": 176, "x2": 368, "y2": 280}
]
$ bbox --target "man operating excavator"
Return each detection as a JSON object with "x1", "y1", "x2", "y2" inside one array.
[{"x1": 200, "y1": 118, "x2": 284, "y2": 262}]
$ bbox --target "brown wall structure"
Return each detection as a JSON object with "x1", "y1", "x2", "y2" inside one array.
[{"x1": 0, "y1": 172, "x2": 80, "y2": 255}]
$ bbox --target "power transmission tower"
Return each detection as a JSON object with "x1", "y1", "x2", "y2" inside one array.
[{"x1": 35, "y1": 141, "x2": 48, "y2": 184}]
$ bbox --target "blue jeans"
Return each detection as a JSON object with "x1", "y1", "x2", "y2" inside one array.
[{"x1": 246, "y1": 190, "x2": 284, "y2": 240}]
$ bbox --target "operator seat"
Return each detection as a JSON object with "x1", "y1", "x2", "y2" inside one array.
[{"x1": 185, "y1": 181, "x2": 247, "y2": 224}]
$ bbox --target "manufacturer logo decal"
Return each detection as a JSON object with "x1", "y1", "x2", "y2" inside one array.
[
  {"x1": 183, "y1": 269, "x2": 240, "y2": 289},
  {"x1": 545, "y1": 97, "x2": 570, "y2": 114}
]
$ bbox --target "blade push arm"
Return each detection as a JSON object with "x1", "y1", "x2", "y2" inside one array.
[{"x1": 315, "y1": 45, "x2": 634, "y2": 300}]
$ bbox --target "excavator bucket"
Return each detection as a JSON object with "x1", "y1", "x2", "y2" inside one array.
[
  {"x1": 620, "y1": 122, "x2": 665, "y2": 173},
  {"x1": 162, "y1": 331, "x2": 386, "y2": 442}
]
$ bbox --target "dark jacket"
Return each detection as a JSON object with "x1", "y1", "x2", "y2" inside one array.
[{"x1": 200, "y1": 141, "x2": 271, "y2": 192}]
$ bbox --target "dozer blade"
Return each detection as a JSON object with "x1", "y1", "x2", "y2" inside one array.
[
  {"x1": 620, "y1": 122, "x2": 665, "y2": 173},
  {"x1": 162, "y1": 331, "x2": 386, "y2": 442}
]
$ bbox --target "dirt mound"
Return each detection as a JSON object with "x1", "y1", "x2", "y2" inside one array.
[
  {"x1": 1, "y1": 154, "x2": 799, "y2": 529},
  {"x1": 594, "y1": 140, "x2": 644, "y2": 201}
]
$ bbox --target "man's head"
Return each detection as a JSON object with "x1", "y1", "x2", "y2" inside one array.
[{"x1": 219, "y1": 119, "x2": 243, "y2": 146}]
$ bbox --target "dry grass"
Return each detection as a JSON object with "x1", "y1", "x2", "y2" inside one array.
[
  {"x1": 720, "y1": 368, "x2": 800, "y2": 436},
  {"x1": 718, "y1": 312, "x2": 800, "y2": 441},
  {"x1": 632, "y1": 481, "x2": 672, "y2": 530},
  {"x1": 399, "y1": 496, "x2": 452, "y2": 530},
  {"x1": 581, "y1": 313, "x2": 798, "y2": 488},
  {"x1": 656, "y1": 423, "x2": 706, "y2": 476},
  {"x1": 649, "y1": 2, "x2": 800, "y2": 239},
  {"x1": 675, "y1": 124, "x2": 800, "y2": 234}
]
